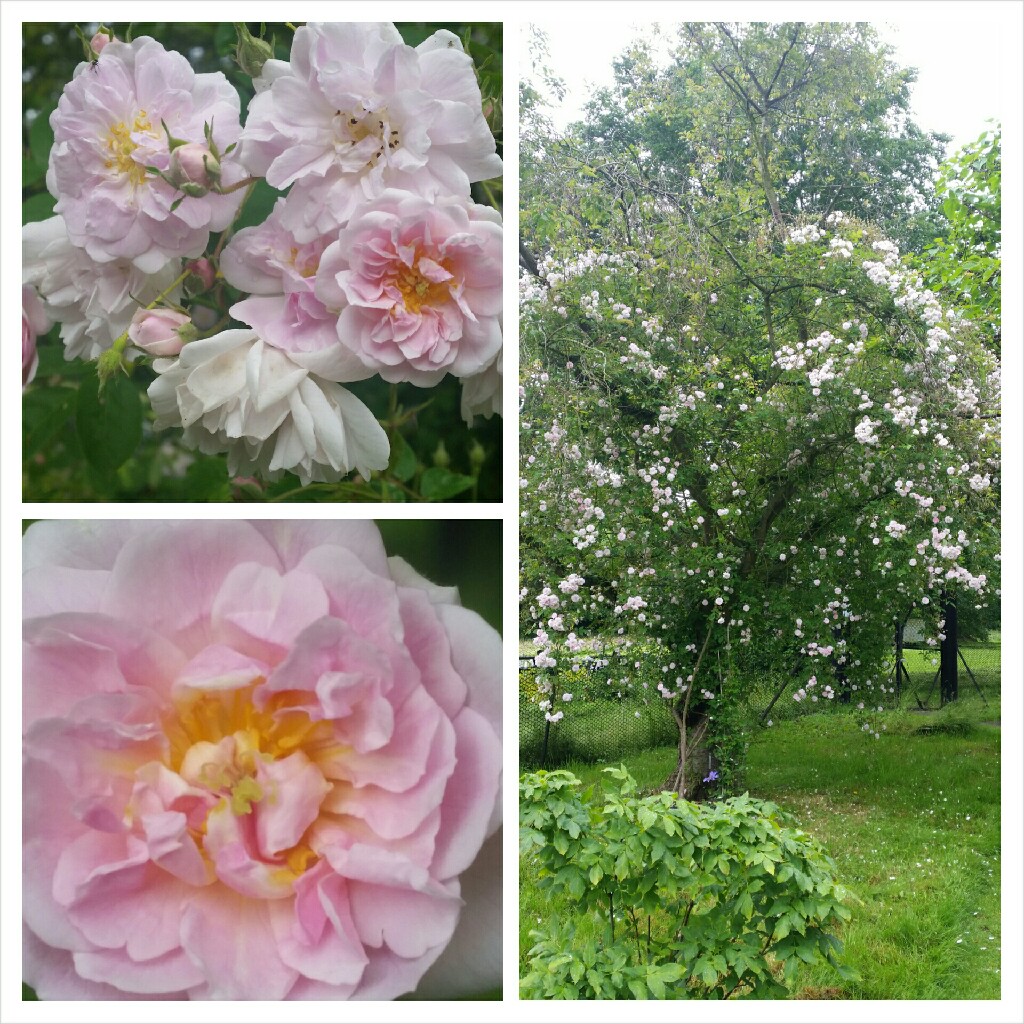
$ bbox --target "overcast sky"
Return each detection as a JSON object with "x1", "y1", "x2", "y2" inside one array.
[{"x1": 531, "y1": 16, "x2": 1003, "y2": 155}]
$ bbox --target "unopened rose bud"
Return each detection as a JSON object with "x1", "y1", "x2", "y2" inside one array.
[
  {"x1": 91, "y1": 31, "x2": 114, "y2": 54},
  {"x1": 468, "y1": 439, "x2": 487, "y2": 471},
  {"x1": 128, "y1": 308, "x2": 194, "y2": 356},
  {"x1": 167, "y1": 143, "x2": 221, "y2": 196},
  {"x1": 234, "y1": 23, "x2": 275, "y2": 78},
  {"x1": 184, "y1": 257, "x2": 217, "y2": 294},
  {"x1": 432, "y1": 440, "x2": 450, "y2": 469}
]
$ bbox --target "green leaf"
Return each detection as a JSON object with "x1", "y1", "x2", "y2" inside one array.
[
  {"x1": 234, "y1": 178, "x2": 281, "y2": 232},
  {"x1": 22, "y1": 191, "x2": 56, "y2": 225},
  {"x1": 75, "y1": 372, "x2": 142, "y2": 475},
  {"x1": 28, "y1": 105, "x2": 55, "y2": 167},
  {"x1": 419, "y1": 467, "x2": 475, "y2": 501},
  {"x1": 23, "y1": 385, "x2": 77, "y2": 458},
  {"x1": 387, "y1": 430, "x2": 415, "y2": 481},
  {"x1": 23, "y1": 156, "x2": 43, "y2": 188},
  {"x1": 588, "y1": 864, "x2": 603, "y2": 886},
  {"x1": 627, "y1": 978, "x2": 648, "y2": 1000}
]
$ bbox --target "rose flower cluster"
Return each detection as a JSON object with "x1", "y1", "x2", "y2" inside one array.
[
  {"x1": 22, "y1": 23, "x2": 503, "y2": 485},
  {"x1": 23, "y1": 520, "x2": 502, "y2": 999}
]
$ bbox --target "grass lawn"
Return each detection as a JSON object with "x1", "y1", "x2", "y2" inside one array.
[{"x1": 519, "y1": 701, "x2": 1001, "y2": 999}]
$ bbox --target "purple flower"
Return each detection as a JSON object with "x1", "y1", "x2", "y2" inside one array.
[{"x1": 703, "y1": 770, "x2": 719, "y2": 783}]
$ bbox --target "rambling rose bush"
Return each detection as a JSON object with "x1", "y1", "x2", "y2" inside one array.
[{"x1": 23, "y1": 520, "x2": 502, "y2": 999}]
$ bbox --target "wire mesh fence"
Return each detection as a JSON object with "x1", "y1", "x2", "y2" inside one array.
[
  {"x1": 519, "y1": 630, "x2": 1001, "y2": 767},
  {"x1": 519, "y1": 654, "x2": 678, "y2": 768}
]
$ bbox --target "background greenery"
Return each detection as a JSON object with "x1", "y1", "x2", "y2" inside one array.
[{"x1": 22, "y1": 22, "x2": 503, "y2": 503}]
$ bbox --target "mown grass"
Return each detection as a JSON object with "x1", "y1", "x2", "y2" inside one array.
[{"x1": 519, "y1": 699, "x2": 1001, "y2": 999}]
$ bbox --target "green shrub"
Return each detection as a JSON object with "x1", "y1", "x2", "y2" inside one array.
[{"x1": 520, "y1": 768, "x2": 857, "y2": 999}]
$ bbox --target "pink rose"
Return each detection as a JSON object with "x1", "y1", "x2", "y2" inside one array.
[
  {"x1": 23, "y1": 520, "x2": 501, "y2": 999},
  {"x1": 22, "y1": 284, "x2": 50, "y2": 387},
  {"x1": 220, "y1": 199, "x2": 353, "y2": 369},
  {"x1": 237, "y1": 22, "x2": 502, "y2": 240},
  {"x1": 127, "y1": 307, "x2": 193, "y2": 356},
  {"x1": 47, "y1": 36, "x2": 245, "y2": 273},
  {"x1": 315, "y1": 190, "x2": 503, "y2": 387}
]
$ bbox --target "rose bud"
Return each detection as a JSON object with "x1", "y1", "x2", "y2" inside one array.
[
  {"x1": 128, "y1": 307, "x2": 195, "y2": 356},
  {"x1": 168, "y1": 142, "x2": 221, "y2": 196},
  {"x1": 90, "y1": 31, "x2": 114, "y2": 53}
]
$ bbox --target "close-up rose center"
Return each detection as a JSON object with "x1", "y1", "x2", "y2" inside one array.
[
  {"x1": 332, "y1": 107, "x2": 401, "y2": 168},
  {"x1": 104, "y1": 111, "x2": 157, "y2": 185},
  {"x1": 393, "y1": 256, "x2": 454, "y2": 315},
  {"x1": 156, "y1": 684, "x2": 335, "y2": 897}
]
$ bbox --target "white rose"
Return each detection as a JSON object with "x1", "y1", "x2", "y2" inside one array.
[{"x1": 148, "y1": 330, "x2": 389, "y2": 484}]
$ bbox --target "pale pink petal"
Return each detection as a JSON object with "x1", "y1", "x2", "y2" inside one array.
[
  {"x1": 428, "y1": 707, "x2": 502, "y2": 878},
  {"x1": 212, "y1": 563, "x2": 329, "y2": 649},
  {"x1": 181, "y1": 889, "x2": 299, "y2": 999},
  {"x1": 24, "y1": 927, "x2": 188, "y2": 1000},
  {"x1": 22, "y1": 613, "x2": 186, "y2": 726},
  {"x1": 413, "y1": 830, "x2": 502, "y2": 998},
  {"x1": 103, "y1": 522, "x2": 281, "y2": 640},
  {"x1": 270, "y1": 865, "x2": 368, "y2": 988},
  {"x1": 173, "y1": 644, "x2": 270, "y2": 694},
  {"x1": 255, "y1": 751, "x2": 331, "y2": 857},
  {"x1": 73, "y1": 945, "x2": 205, "y2": 994}
]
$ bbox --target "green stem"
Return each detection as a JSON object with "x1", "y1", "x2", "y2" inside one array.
[
  {"x1": 476, "y1": 177, "x2": 501, "y2": 210},
  {"x1": 267, "y1": 482, "x2": 384, "y2": 503},
  {"x1": 215, "y1": 175, "x2": 260, "y2": 196},
  {"x1": 213, "y1": 180, "x2": 258, "y2": 258}
]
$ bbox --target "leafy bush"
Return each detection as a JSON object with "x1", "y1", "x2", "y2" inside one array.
[{"x1": 520, "y1": 768, "x2": 856, "y2": 999}]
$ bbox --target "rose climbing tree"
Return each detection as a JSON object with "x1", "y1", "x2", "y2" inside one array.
[
  {"x1": 22, "y1": 22, "x2": 503, "y2": 502},
  {"x1": 519, "y1": 23, "x2": 1001, "y2": 797}
]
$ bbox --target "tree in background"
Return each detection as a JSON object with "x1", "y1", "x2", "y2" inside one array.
[{"x1": 519, "y1": 22, "x2": 1000, "y2": 797}]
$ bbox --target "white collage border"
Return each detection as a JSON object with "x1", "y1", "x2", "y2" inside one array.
[{"x1": 2, "y1": 2, "x2": 1021, "y2": 1022}]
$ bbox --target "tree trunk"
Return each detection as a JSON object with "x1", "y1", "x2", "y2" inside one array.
[{"x1": 664, "y1": 702, "x2": 716, "y2": 799}]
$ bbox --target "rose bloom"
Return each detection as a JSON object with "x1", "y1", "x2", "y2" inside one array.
[
  {"x1": 220, "y1": 199, "x2": 368, "y2": 381},
  {"x1": 315, "y1": 190, "x2": 503, "y2": 387},
  {"x1": 237, "y1": 22, "x2": 502, "y2": 240},
  {"x1": 47, "y1": 36, "x2": 245, "y2": 273},
  {"x1": 23, "y1": 520, "x2": 502, "y2": 999},
  {"x1": 147, "y1": 329, "x2": 389, "y2": 485},
  {"x1": 23, "y1": 216, "x2": 182, "y2": 362},
  {"x1": 22, "y1": 284, "x2": 50, "y2": 387}
]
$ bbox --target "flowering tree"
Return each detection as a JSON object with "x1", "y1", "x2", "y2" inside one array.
[
  {"x1": 22, "y1": 22, "x2": 502, "y2": 502},
  {"x1": 520, "y1": 24, "x2": 1000, "y2": 798}
]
